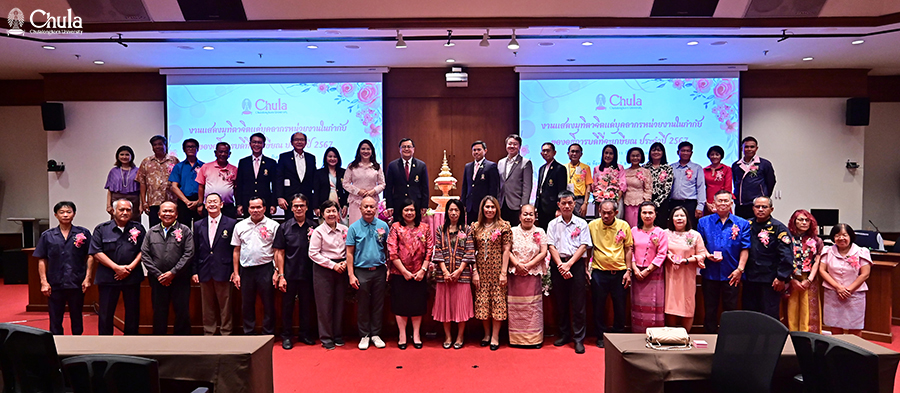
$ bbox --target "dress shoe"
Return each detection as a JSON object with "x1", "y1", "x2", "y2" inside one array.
[
  {"x1": 443, "y1": 342, "x2": 452, "y2": 349},
  {"x1": 553, "y1": 337, "x2": 572, "y2": 347},
  {"x1": 281, "y1": 338, "x2": 293, "y2": 350},
  {"x1": 371, "y1": 336, "x2": 386, "y2": 349},
  {"x1": 480, "y1": 339, "x2": 490, "y2": 347},
  {"x1": 575, "y1": 342, "x2": 585, "y2": 354},
  {"x1": 413, "y1": 342, "x2": 423, "y2": 349},
  {"x1": 535, "y1": 343, "x2": 542, "y2": 349},
  {"x1": 334, "y1": 338, "x2": 345, "y2": 347},
  {"x1": 453, "y1": 342, "x2": 464, "y2": 349},
  {"x1": 299, "y1": 337, "x2": 316, "y2": 346},
  {"x1": 358, "y1": 336, "x2": 370, "y2": 350},
  {"x1": 322, "y1": 342, "x2": 336, "y2": 350},
  {"x1": 596, "y1": 339, "x2": 605, "y2": 348},
  {"x1": 398, "y1": 342, "x2": 408, "y2": 350},
  {"x1": 490, "y1": 343, "x2": 500, "y2": 351}
]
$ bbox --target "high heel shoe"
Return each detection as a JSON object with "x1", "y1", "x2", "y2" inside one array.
[
  {"x1": 490, "y1": 343, "x2": 499, "y2": 351},
  {"x1": 480, "y1": 339, "x2": 490, "y2": 347},
  {"x1": 453, "y1": 342, "x2": 464, "y2": 349},
  {"x1": 443, "y1": 342, "x2": 452, "y2": 349},
  {"x1": 413, "y1": 342, "x2": 423, "y2": 349},
  {"x1": 398, "y1": 342, "x2": 407, "y2": 350}
]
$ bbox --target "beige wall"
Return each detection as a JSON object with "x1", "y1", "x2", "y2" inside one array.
[
  {"x1": 863, "y1": 102, "x2": 900, "y2": 233},
  {"x1": 0, "y1": 106, "x2": 49, "y2": 235}
]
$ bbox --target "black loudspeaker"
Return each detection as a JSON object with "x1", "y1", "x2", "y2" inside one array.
[
  {"x1": 846, "y1": 97, "x2": 870, "y2": 126},
  {"x1": 41, "y1": 103, "x2": 66, "y2": 131}
]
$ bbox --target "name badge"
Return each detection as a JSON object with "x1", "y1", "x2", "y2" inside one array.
[
  {"x1": 567, "y1": 184, "x2": 575, "y2": 192},
  {"x1": 284, "y1": 179, "x2": 291, "y2": 186}
]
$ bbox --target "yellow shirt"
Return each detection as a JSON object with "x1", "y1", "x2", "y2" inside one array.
[
  {"x1": 566, "y1": 162, "x2": 593, "y2": 197},
  {"x1": 589, "y1": 218, "x2": 633, "y2": 270}
]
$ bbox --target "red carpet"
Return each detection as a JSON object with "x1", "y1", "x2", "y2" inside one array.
[{"x1": 3, "y1": 279, "x2": 899, "y2": 392}]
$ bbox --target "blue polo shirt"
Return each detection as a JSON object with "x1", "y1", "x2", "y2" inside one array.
[
  {"x1": 33, "y1": 226, "x2": 92, "y2": 290},
  {"x1": 346, "y1": 217, "x2": 389, "y2": 269},
  {"x1": 168, "y1": 159, "x2": 204, "y2": 197},
  {"x1": 697, "y1": 213, "x2": 751, "y2": 281}
]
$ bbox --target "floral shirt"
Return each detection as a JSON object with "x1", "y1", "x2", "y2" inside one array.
[
  {"x1": 642, "y1": 163, "x2": 675, "y2": 208},
  {"x1": 509, "y1": 226, "x2": 549, "y2": 276},
  {"x1": 792, "y1": 236, "x2": 823, "y2": 277},
  {"x1": 136, "y1": 154, "x2": 180, "y2": 206},
  {"x1": 387, "y1": 222, "x2": 434, "y2": 275},
  {"x1": 592, "y1": 164, "x2": 626, "y2": 203}
]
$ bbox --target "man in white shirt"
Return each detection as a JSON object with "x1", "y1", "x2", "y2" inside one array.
[{"x1": 231, "y1": 197, "x2": 280, "y2": 335}]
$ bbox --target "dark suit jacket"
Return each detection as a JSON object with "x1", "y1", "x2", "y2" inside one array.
[
  {"x1": 312, "y1": 167, "x2": 349, "y2": 211},
  {"x1": 460, "y1": 160, "x2": 501, "y2": 217},
  {"x1": 535, "y1": 160, "x2": 567, "y2": 214},
  {"x1": 384, "y1": 158, "x2": 429, "y2": 210},
  {"x1": 235, "y1": 154, "x2": 277, "y2": 210},
  {"x1": 192, "y1": 215, "x2": 237, "y2": 283},
  {"x1": 275, "y1": 150, "x2": 316, "y2": 217}
]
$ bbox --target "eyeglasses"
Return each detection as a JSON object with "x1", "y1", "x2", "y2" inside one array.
[{"x1": 796, "y1": 217, "x2": 811, "y2": 222}]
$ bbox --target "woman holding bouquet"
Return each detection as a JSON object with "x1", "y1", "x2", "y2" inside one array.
[
  {"x1": 472, "y1": 196, "x2": 512, "y2": 351},
  {"x1": 592, "y1": 144, "x2": 626, "y2": 212}
]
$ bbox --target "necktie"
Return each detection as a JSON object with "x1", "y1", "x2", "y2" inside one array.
[
  {"x1": 404, "y1": 161, "x2": 410, "y2": 181},
  {"x1": 209, "y1": 218, "x2": 217, "y2": 245},
  {"x1": 253, "y1": 157, "x2": 260, "y2": 177},
  {"x1": 473, "y1": 161, "x2": 479, "y2": 181}
]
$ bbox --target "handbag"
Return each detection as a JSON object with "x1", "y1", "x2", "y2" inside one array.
[{"x1": 645, "y1": 327, "x2": 692, "y2": 350}]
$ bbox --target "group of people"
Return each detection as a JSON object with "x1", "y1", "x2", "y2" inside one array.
[{"x1": 33, "y1": 132, "x2": 871, "y2": 355}]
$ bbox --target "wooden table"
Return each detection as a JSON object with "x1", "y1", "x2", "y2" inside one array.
[
  {"x1": 54, "y1": 335, "x2": 274, "y2": 393},
  {"x1": 604, "y1": 333, "x2": 899, "y2": 393}
]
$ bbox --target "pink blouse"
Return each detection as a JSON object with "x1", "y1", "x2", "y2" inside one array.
[
  {"x1": 343, "y1": 163, "x2": 386, "y2": 203},
  {"x1": 309, "y1": 223, "x2": 349, "y2": 270},
  {"x1": 622, "y1": 167, "x2": 652, "y2": 206},
  {"x1": 508, "y1": 226, "x2": 549, "y2": 276},
  {"x1": 387, "y1": 222, "x2": 434, "y2": 275},
  {"x1": 632, "y1": 226, "x2": 668, "y2": 268},
  {"x1": 820, "y1": 244, "x2": 871, "y2": 291},
  {"x1": 665, "y1": 229, "x2": 708, "y2": 266},
  {"x1": 592, "y1": 164, "x2": 627, "y2": 203}
]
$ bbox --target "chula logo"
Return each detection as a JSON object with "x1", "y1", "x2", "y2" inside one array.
[
  {"x1": 7, "y1": 8, "x2": 24, "y2": 35},
  {"x1": 7, "y1": 7, "x2": 82, "y2": 35}
]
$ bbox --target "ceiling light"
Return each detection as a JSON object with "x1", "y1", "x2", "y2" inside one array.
[
  {"x1": 566, "y1": 59, "x2": 576, "y2": 62},
  {"x1": 446, "y1": 58, "x2": 456, "y2": 63},
  {"x1": 658, "y1": 58, "x2": 667, "y2": 61},
  {"x1": 802, "y1": 56, "x2": 814, "y2": 61},
  {"x1": 176, "y1": 45, "x2": 194, "y2": 50},
  {"x1": 710, "y1": 41, "x2": 727, "y2": 46},
  {"x1": 396, "y1": 30, "x2": 407, "y2": 49},
  {"x1": 851, "y1": 39, "x2": 865, "y2": 45},
  {"x1": 508, "y1": 29, "x2": 519, "y2": 50},
  {"x1": 307, "y1": 45, "x2": 318, "y2": 49},
  {"x1": 345, "y1": 45, "x2": 360, "y2": 50},
  {"x1": 480, "y1": 29, "x2": 490, "y2": 47},
  {"x1": 581, "y1": 41, "x2": 593, "y2": 46},
  {"x1": 42, "y1": 45, "x2": 55, "y2": 50},
  {"x1": 93, "y1": 60, "x2": 104, "y2": 65},
  {"x1": 687, "y1": 41, "x2": 699, "y2": 46},
  {"x1": 444, "y1": 30, "x2": 455, "y2": 47},
  {"x1": 326, "y1": 60, "x2": 335, "y2": 64},
  {"x1": 236, "y1": 61, "x2": 245, "y2": 64},
  {"x1": 202, "y1": 46, "x2": 214, "y2": 50},
  {"x1": 539, "y1": 42, "x2": 554, "y2": 47}
]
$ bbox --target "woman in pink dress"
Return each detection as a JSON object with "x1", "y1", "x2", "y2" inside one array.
[
  {"x1": 507, "y1": 204, "x2": 549, "y2": 347},
  {"x1": 630, "y1": 201, "x2": 668, "y2": 333},
  {"x1": 702, "y1": 145, "x2": 732, "y2": 216},
  {"x1": 592, "y1": 144, "x2": 626, "y2": 210},
  {"x1": 664, "y1": 206, "x2": 708, "y2": 331},
  {"x1": 343, "y1": 139, "x2": 385, "y2": 225},
  {"x1": 622, "y1": 147, "x2": 652, "y2": 227},
  {"x1": 386, "y1": 198, "x2": 434, "y2": 349},
  {"x1": 819, "y1": 223, "x2": 871, "y2": 336},
  {"x1": 432, "y1": 199, "x2": 475, "y2": 349}
]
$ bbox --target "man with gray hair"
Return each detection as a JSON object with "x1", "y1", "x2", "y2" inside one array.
[{"x1": 89, "y1": 199, "x2": 146, "y2": 335}]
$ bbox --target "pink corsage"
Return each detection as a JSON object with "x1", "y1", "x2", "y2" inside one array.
[
  {"x1": 685, "y1": 169, "x2": 694, "y2": 180},
  {"x1": 376, "y1": 227, "x2": 386, "y2": 242},
  {"x1": 805, "y1": 238, "x2": 817, "y2": 248},
  {"x1": 259, "y1": 226, "x2": 270, "y2": 240},
  {"x1": 636, "y1": 171, "x2": 646, "y2": 182},
  {"x1": 308, "y1": 227, "x2": 314, "y2": 239},
  {"x1": 571, "y1": 227, "x2": 581, "y2": 239},
  {"x1": 173, "y1": 228, "x2": 183, "y2": 242},
  {"x1": 533, "y1": 232, "x2": 541, "y2": 244},
  {"x1": 73, "y1": 233, "x2": 87, "y2": 248},
  {"x1": 490, "y1": 229, "x2": 501, "y2": 242},
  {"x1": 650, "y1": 233, "x2": 659, "y2": 246},
  {"x1": 758, "y1": 230, "x2": 770, "y2": 247},
  {"x1": 341, "y1": 230, "x2": 347, "y2": 241},
  {"x1": 457, "y1": 232, "x2": 467, "y2": 239},
  {"x1": 684, "y1": 233, "x2": 695, "y2": 247},
  {"x1": 731, "y1": 224, "x2": 740, "y2": 240},
  {"x1": 659, "y1": 172, "x2": 667, "y2": 181},
  {"x1": 847, "y1": 255, "x2": 860, "y2": 269},
  {"x1": 615, "y1": 229, "x2": 626, "y2": 244},
  {"x1": 128, "y1": 228, "x2": 141, "y2": 244}
]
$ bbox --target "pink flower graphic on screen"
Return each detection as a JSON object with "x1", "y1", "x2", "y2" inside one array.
[
  {"x1": 672, "y1": 79, "x2": 684, "y2": 89},
  {"x1": 340, "y1": 83, "x2": 356, "y2": 97},
  {"x1": 713, "y1": 79, "x2": 737, "y2": 104},
  {"x1": 367, "y1": 124, "x2": 382, "y2": 137},
  {"x1": 520, "y1": 145, "x2": 530, "y2": 155},
  {"x1": 357, "y1": 84, "x2": 379, "y2": 106},
  {"x1": 695, "y1": 78, "x2": 711, "y2": 93},
  {"x1": 721, "y1": 120, "x2": 738, "y2": 134},
  {"x1": 317, "y1": 84, "x2": 328, "y2": 94}
]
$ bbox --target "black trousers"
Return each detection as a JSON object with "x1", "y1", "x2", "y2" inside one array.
[
  {"x1": 654, "y1": 199, "x2": 671, "y2": 228},
  {"x1": 221, "y1": 204, "x2": 238, "y2": 219},
  {"x1": 148, "y1": 205, "x2": 162, "y2": 227},
  {"x1": 550, "y1": 258, "x2": 587, "y2": 343},
  {"x1": 48, "y1": 286, "x2": 84, "y2": 335},
  {"x1": 735, "y1": 204, "x2": 754, "y2": 220},
  {"x1": 742, "y1": 280, "x2": 782, "y2": 320},
  {"x1": 501, "y1": 204, "x2": 521, "y2": 227},
  {"x1": 149, "y1": 275, "x2": 192, "y2": 335},
  {"x1": 669, "y1": 199, "x2": 699, "y2": 229},
  {"x1": 282, "y1": 279, "x2": 314, "y2": 340},
  {"x1": 98, "y1": 284, "x2": 140, "y2": 335},
  {"x1": 590, "y1": 269, "x2": 627, "y2": 337},
  {"x1": 241, "y1": 264, "x2": 276, "y2": 335},
  {"x1": 537, "y1": 207, "x2": 557, "y2": 230},
  {"x1": 176, "y1": 196, "x2": 202, "y2": 227},
  {"x1": 702, "y1": 278, "x2": 741, "y2": 333}
]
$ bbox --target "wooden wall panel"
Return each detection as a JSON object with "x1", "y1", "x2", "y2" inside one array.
[
  {"x1": 741, "y1": 69, "x2": 870, "y2": 98},
  {"x1": 42, "y1": 73, "x2": 166, "y2": 102},
  {"x1": 450, "y1": 97, "x2": 518, "y2": 171},
  {"x1": 869, "y1": 76, "x2": 900, "y2": 102},
  {"x1": 385, "y1": 67, "x2": 517, "y2": 98},
  {"x1": 0, "y1": 80, "x2": 44, "y2": 106}
]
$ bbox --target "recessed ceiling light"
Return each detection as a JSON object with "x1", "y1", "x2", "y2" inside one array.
[
  {"x1": 446, "y1": 58, "x2": 456, "y2": 63},
  {"x1": 444, "y1": 42, "x2": 455, "y2": 47},
  {"x1": 42, "y1": 45, "x2": 55, "y2": 50},
  {"x1": 581, "y1": 41, "x2": 593, "y2": 46},
  {"x1": 687, "y1": 41, "x2": 699, "y2": 46},
  {"x1": 93, "y1": 60, "x2": 104, "y2": 65},
  {"x1": 345, "y1": 45, "x2": 360, "y2": 50},
  {"x1": 566, "y1": 58, "x2": 576, "y2": 62},
  {"x1": 202, "y1": 46, "x2": 214, "y2": 50},
  {"x1": 710, "y1": 41, "x2": 727, "y2": 46},
  {"x1": 307, "y1": 45, "x2": 318, "y2": 49},
  {"x1": 802, "y1": 56, "x2": 814, "y2": 61},
  {"x1": 554, "y1": 28, "x2": 569, "y2": 33},
  {"x1": 539, "y1": 42, "x2": 554, "y2": 47},
  {"x1": 176, "y1": 45, "x2": 193, "y2": 50},
  {"x1": 851, "y1": 39, "x2": 865, "y2": 45},
  {"x1": 325, "y1": 30, "x2": 340, "y2": 35},
  {"x1": 326, "y1": 60, "x2": 335, "y2": 63},
  {"x1": 658, "y1": 58, "x2": 667, "y2": 61},
  {"x1": 236, "y1": 61, "x2": 245, "y2": 64}
]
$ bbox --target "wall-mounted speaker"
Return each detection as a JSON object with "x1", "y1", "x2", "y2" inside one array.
[
  {"x1": 846, "y1": 97, "x2": 870, "y2": 126},
  {"x1": 41, "y1": 102, "x2": 66, "y2": 131}
]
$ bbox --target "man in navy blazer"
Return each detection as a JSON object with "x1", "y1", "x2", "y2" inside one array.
[
  {"x1": 192, "y1": 193, "x2": 237, "y2": 336},
  {"x1": 236, "y1": 132, "x2": 277, "y2": 217},
  {"x1": 460, "y1": 140, "x2": 500, "y2": 224},
  {"x1": 384, "y1": 138, "x2": 429, "y2": 222},
  {"x1": 535, "y1": 143, "x2": 568, "y2": 229},
  {"x1": 275, "y1": 132, "x2": 316, "y2": 220}
]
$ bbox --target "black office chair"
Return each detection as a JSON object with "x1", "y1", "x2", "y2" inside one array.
[
  {"x1": 0, "y1": 323, "x2": 66, "y2": 393},
  {"x1": 61, "y1": 355, "x2": 208, "y2": 393},
  {"x1": 789, "y1": 331, "x2": 878, "y2": 393},
  {"x1": 711, "y1": 311, "x2": 789, "y2": 393}
]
